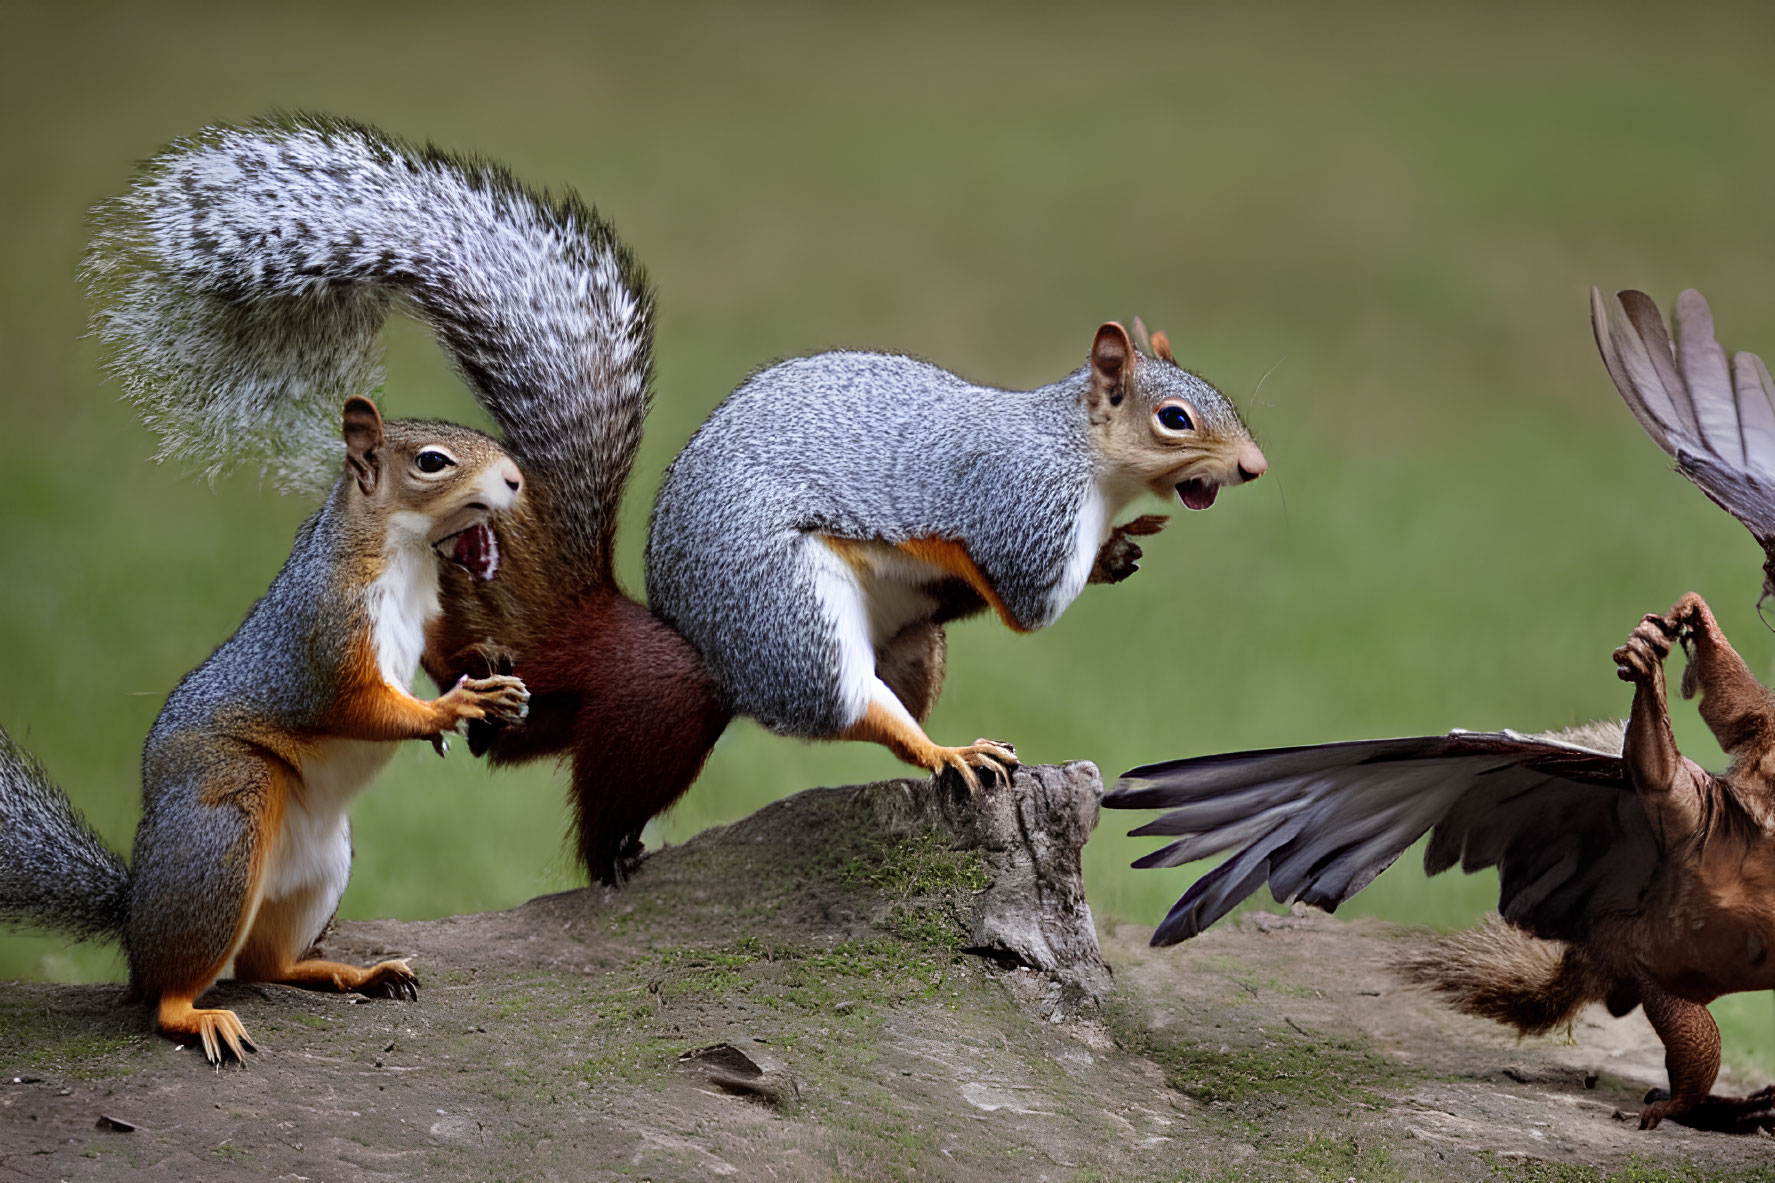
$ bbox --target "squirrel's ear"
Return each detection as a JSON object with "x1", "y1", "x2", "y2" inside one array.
[
  {"x1": 1149, "y1": 329, "x2": 1175, "y2": 364},
  {"x1": 342, "y1": 396, "x2": 384, "y2": 495},
  {"x1": 1131, "y1": 317, "x2": 1155, "y2": 358},
  {"x1": 1088, "y1": 322, "x2": 1134, "y2": 420}
]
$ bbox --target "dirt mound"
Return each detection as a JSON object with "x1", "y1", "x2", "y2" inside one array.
[{"x1": 3, "y1": 763, "x2": 1769, "y2": 1181}]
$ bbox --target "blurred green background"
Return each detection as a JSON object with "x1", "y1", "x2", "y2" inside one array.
[{"x1": 5, "y1": 2, "x2": 1775, "y2": 1069}]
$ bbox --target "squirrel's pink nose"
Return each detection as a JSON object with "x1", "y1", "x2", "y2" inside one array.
[
  {"x1": 499, "y1": 459, "x2": 522, "y2": 494},
  {"x1": 1236, "y1": 444, "x2": 1267, "y2": 483}
]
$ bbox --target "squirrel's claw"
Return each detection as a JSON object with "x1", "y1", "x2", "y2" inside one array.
[
  {"x1": 197, "y1": 1010, "x2": 256, "y2": 1067},
  {"x1": 355, "y1": 958, "x2": 419, "y2": 1002},
  {"x1": 1090, "y1": 516, "x2": 1170, "y2": 585},
  {"x1": 1631, "y1": 1084, "x2": 1775, "y2": 1133},
  {"x1": 433, "y1": 674, "x2": 530, "y2": 739},
  {"x1": 431, "y1": 733, "x2": 450, "y2": 757},
  {"x1": 459, "y1": 674, "x2": 530, "y2": 725},
  {"x1": 160, "y1": 1000, "x2": 256, "y2": 1067},
  {"x1": 934, "y1": 739, "x2": 1019, "y2": 795}
]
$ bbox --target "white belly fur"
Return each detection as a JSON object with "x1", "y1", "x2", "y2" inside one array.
[
  {"x1": 813, "y1": 482, "x2": 1119, "y2": 728},
  {"x1": 810, "y1": 539, "x2": 947, "y2": 726},
  {"x1": 1045, "y1": 483, "x2": 1113, "y2": 628},
  {"x1": 251, "y1": 536, "x2": 440, "y2": 960}
]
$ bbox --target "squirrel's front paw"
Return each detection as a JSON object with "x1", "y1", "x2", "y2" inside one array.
[
  {"x1": 439, "y1": 674, "x2": 531, "y2": 728},
  {"x1": 460, "y1": 674, "x2": 530, "y2": 724},
  {"x1": 1614, "y1": 614, "x2": 1675, "y2": 684},
  {"x1": 1667, "y1": 591, "x2": 1708, "y2": 628},
  {"x1": 1089, "y1": 515, "x2": 1169, "y2": 585}
]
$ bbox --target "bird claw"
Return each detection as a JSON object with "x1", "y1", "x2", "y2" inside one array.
[
  {"x1": 1614, "y1": 616, "x2": 1675, "y2": 684},
  {"x1": 1635, "y1": 1085, "x2": 1775, "y2": 1133}
]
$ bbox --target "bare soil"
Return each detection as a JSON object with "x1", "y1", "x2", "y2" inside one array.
[{"x1": 3, "y1": 763, "x2": 1772, "y2": 1182}]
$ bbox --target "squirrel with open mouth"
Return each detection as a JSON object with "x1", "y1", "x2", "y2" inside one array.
[
  {"x1": 44, "y1": 113, "x2": 1268, "y2": 893},
  {"x1": 0, "y1": 391, "x2": 531, "y2": 1063}
]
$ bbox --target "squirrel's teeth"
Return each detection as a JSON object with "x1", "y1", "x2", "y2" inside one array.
[{"x1": 440, "y1": 524, "x2": 501, "y2": 581}]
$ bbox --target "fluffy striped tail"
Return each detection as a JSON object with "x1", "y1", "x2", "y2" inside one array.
[
  {"x1": 86, "y1": 111, "x2": 653, "y2": 585},
  {"x1": 1394, "y1": 915, "x2": 1612, "y2": 1037},
  {"x1": 0, "y1": 726, "x2": 129, "y2": 943}
]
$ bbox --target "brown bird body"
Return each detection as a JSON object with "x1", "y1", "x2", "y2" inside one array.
[{"x1": 1104, "y1": 289, "x2": 1775, "y2": 1133}]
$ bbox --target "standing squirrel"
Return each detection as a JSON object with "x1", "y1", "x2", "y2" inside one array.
[
  {"x1": 87, "y1": 113, "x2": 1266, "y2": 886},
  {"x1": 83, "y1": 113, "x2": 709, "y2": 889},
  {"x1": 0, "y1": 397, "x2": 530, "y2": 1062}
]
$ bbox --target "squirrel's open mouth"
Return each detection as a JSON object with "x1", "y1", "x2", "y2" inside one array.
[
  {"x1": 1175, "y1": 479, "x2": 1219, "y2": 511},
  {"x1": 433, "y1": 523, "x2": 500, "y2": 581}
]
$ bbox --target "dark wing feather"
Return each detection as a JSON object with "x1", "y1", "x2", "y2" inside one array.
[
  {"x1": 1103, "y1": 730, "x2": 1659, "y2": 947},
  {"x1": 1593, "y1": 287, "x2": 1775, "y2": 584}
]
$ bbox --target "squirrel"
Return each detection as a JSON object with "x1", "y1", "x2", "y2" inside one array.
[
  {"x1": 644, "y1": 327, "x2": 1268, "y2": 787},
  {"x1": 84, "y1": 112, "x2": 1267, "y2": 887},
  {"x1": 0, "y1": 396, "x2": 531, "y2": 1063}
]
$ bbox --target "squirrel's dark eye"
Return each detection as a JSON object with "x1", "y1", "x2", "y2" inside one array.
[
  {"x1": 415, "y1": 449, "x2": 455, "y2": 474},
  {"x1": 1157, "y1": 405, "x2": 1194, "y2": 432}
]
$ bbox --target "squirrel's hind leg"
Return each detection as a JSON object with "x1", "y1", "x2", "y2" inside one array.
[
  {"x1": 809, "y1": 541, "x2": 1016, "y2": 790},
  {"x1": 156, "y1": 994, "x2": 256, "y2": 1065},
  {"x1": 839, "y1": 684, "x2": 1018, "y2": 793},
  {"x1": 1636, "y1": 981, "x2": 1725, "y2": 1130},
  {"x1": 876, "y1": 620, "x2": 946, "y2": 724},
  {"x1": 232, "y1": 886, "x2": 419, "y2": 1000},
  {"x1": 258, "y1": 957, "x2": 418, "y2": 1000},
  {"x1": 128, "y1": 738, "x2": 293, "y2": 1063}
]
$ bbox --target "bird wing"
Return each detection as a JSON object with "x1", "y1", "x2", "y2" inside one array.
[
  {"x1": 1103, "y1": 728, "x2": 1660, "y2": 947},
  {"x1": 1593, "y1": 287, "x2": 1775, "y2": 580}
]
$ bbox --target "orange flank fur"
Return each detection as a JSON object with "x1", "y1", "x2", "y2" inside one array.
[{"x1": 893, "y1": 537, "x2": 1030, "y2": 633}]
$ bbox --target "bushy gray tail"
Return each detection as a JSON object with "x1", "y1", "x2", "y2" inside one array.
[
  {"x1": 86, "y1": 111, "x2": 654, "y2": 585},
  {"x1": 1394, "y1": 915, "x2": 1611, "y2": 1037},
  {"x1": 0, "y1": 726, "x2": 128, "y2": 942}
]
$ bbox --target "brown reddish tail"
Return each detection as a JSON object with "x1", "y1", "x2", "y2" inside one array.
[
  {"x1": 479, "y1": 590, "x2": 731, "y2": 886},
  {"x1": 1393, "y1": 915, "x2": 1615, "y2": 1037}
]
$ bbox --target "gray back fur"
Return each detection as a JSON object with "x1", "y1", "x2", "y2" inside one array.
[
  {"x1": 647, "y1": 354, "x2": 1097, "y2": 731},
  {"x1": 148, "y1": 475, "x2": 373, "y2": 749},
  {"x1": 0, "y1": 726, "x2": 129, "y2": 942},
  {"x1": 86, "y1": 112, "x2": 653, "y2": 583}
]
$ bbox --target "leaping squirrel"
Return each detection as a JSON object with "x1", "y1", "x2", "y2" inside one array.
[
  {"x1": 644, "y1": 328, "x2": 1266, "y2": 785},
  {"x1": 86, "y1": 113, "x2": 1267, "y2": 886},
  {"x1": 1104, "y1": 289, "x2": 1775, "y2": 1134},
  {"x1": 0, "y1": 397, "x2": 531, "y2": 1062}
]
